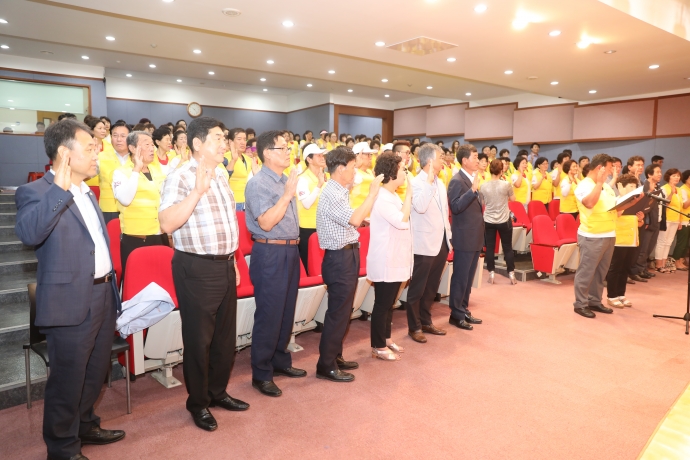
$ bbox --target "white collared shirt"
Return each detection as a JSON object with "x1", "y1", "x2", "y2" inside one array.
[
  {"x1": 461, "y1": 167, "x2": 476, "y2": 184},
  {"x1": 50, "y1": 171, "x2": 112, "y2": 277}
]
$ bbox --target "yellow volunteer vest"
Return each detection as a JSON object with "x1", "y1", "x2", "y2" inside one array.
[
  {"x1": 86, "y1": 141, "x2": 113, "y2": 186},
  {"x1": 151, "y1": 149, "x2": 171, "y2": 168},
  {"x1": 98, "y1": 147, "x2": 127, "y2": 212},
  {"x1": 410, "y1": 158, "x2": 420, "y2": 177},
  {"x1": 225, "y1": 153, "x2": 259, "y2": 203},
  {"x1": 326, "y1": 142, "x2": 340, "y2": 150},
  {"x1": 440, "y1": 165, "x2": 453, "y2": 188},
  {"x1": 316, "y1": 138, "x2": 327, "y2": 148},
  {"x1": 297, "y1": 169, "x2": 321, "y2": 229},
  {"x1": 116, "y1": 161, "x2": 165, "y2": 235},
  {"x1": 352, "y1": 169, "x2": 375, "y2": 208},
  {"x1": 681, "y1": 184, "x2": 690, "y2": 224},
  {"x1": 478, "y1": 171, "x2": 490, "y2": 190},
  {"x1": 166, "y1": 149, "x2": 179, "y2": 163},
  {"x1": 513, "y1": 172, "x2": 529, "y2": 204},
  {"x1": 576, "y1": 178, "x2": 618, "y2": 234},
  {"x1": 560, "y1": 176, "x2": 580, "y2": 213},
  {"x1": 662, "y1": 184, "x2": 683, "y2": 222},
  {"x1": 615, "y1": 215, "x2": 639, "y2": 247},
  {"x1": 552, "y1": 170, "x2": 567, "y2": 199},
  {"x1": 532, "y1": 170, "x2": 552, "y2": 204}
]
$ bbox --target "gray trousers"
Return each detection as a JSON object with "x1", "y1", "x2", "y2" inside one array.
[{"x1": 573, "y1": 235, "x2": 616, "y2": 309}]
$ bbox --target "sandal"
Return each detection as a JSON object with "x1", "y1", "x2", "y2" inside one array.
[
  {"x1": 607, "y1": 297, "x2": 625, "y2": 309},
  {"x1": 387, "y1": 342, "x2": 404, "y2": 353},
  {"x1": 655, "y1": 267, "x2": 670, "y2": 274},
  {"x1": 618, "y1": 296, "x2": 633, "y2": 307},
  {"x1": 372, "y1": 348, "x2": 400, "y2": 361}
]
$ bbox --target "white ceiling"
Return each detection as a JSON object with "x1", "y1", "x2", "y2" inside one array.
[{"x1": 0, "y1": 0, "x2": 688, "y2": 102}]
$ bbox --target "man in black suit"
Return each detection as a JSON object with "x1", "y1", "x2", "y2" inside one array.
[
  {"x1": 15, "y1": 119, "x2": 125, "y2": 460},
  {"x1": 447, "y1": 144, "x2": 484, "y2": 331}
]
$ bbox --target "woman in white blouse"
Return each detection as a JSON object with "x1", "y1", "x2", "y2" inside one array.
[{"x1": 367, "y1": 152, "x2": 413, "y2": 361}]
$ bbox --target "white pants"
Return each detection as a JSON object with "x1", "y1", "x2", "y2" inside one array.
[{"x1": 655, "y1": 221, "x2": 680, "y2": 260}]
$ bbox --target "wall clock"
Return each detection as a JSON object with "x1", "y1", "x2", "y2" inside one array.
[{"x1": 187, "y1": 102, "x2": 202, "y2": 118}]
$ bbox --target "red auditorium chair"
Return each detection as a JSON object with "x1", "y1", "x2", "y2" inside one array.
[
  {"x1": 530, "y1": 215, "x2": 578, "y2": 284},
  {"x1": 90, "y1": 186, "x2": 100, "y2": 202},
  {"x1": 287, "y1": 259, "x2": 327, "y2": 352},
  {"x1": 528, "y1": 200, "x2": 550, "y2": 223},
  {"x1": 235, "y1": 211, "x2": 254, "y2": 265},
  {"x1": 555, "y1": 213, "x2": 578, "y2": 243},
  {"x1": 106, "y1": 218, "x2": 122, "y2": 286},
  {"x1": 120, "y1": 246, "x2": 183, "y2": 388},
  {"x1": 307, "y1": 232, "x2": 325, "y2": 277},
  {"x1": 508, "y1": 201, "x2": 531, "y2": 252},
  {"x1": 234, "y1": 247, "x2": 257, "y2": 350},
  {"x1": 509, "y1": 201, "x2": 532, "y2": 233},
  {"x1": 548, "y1": 199, "x2": 560, "y2": 221}
]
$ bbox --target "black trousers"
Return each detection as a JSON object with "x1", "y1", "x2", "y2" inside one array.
[
  {"x1": 484, "y1": 220, "x2": 515, "y2": 272},
  {"x1": 449, "y1": 250, "x2": 480, "y2": 320},
  {"x1": 632, "y1": 228, "x2": 659, "y2": 275},
  {"x1": 298, "y1": 227, "x2": 316, "y2": 270},
  {"x1": 249, "y1": 242, "x2": 300, "y2": 381},
  {"x1": 406, "y1": 240, "x2": 449, "y2": 331},
  {"x1": 41, "y1": 282, "x2": 116, "y2": 459},
  {"x1": 561, "y1": 212, "x2": 579, "y2": 219},
  {"x1": 606, "y1": 246, "x2": 638, "y2": 298},
  {"x1": 102, "y1": 211, "x2": 119, "y2": 226},
  {"x1": 371, "y1": 281, "x2": 401, "y2": 348},
  {"x1": 120, "y1": 234, "x2": 169, "y2": 285},
  {"x1": 317, "y1": 247, "x2": 359, "y2": 373},
  {"x1": 172, "y1": 250, "x2": 237, "y2": 413}
]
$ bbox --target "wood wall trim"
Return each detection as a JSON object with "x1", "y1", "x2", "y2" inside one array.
[
  {"x1": 394, "y1": 105, "x2": 431, "y2": 111},
  {"x1": 393, "y1": 133, "x2": 427, "y2": 138},
  {"x1": 465, "y1": 102, "x2": 518, "y2": 111},
  {"x1": 425, "y1": 132, "x2": 465, "y2": 138},
  {"x1": 334, "y1": 104, "x2": 394, "y2": 143},
  {"x1": 106, "y1": 97, "x2": 285, "y2": 114},
  {"x1": 464, "y1": 136, "x2": 514, "y2": 141},
  {"x1": 655, "y1": 133, "x2": 690, "y2": 138},
  {"x1": 0, "y1": 66, "x2": 104, "y2": 82},
  {"x1": 656, "y1": 92, "x2": 690, "y2": 100},
  {"x1": 575, "y1": 97, "x2": 658, "y2": 108},
  {"x1": 428, "y1": 102, "x2": 470, "y2": 109},
  {"x1": 514, "y1": 102, "x2": 578, "y2": 111},
  {"x1": 652, "y1": 98, "x2": 658, "y2": 137},
  {"x1": 1, "y1": 76, "x2": 92, "y2": 116},
  {"x1": 0, "y1": 132, "x2": 44, "y2": 137},
  {"x1": 571, "y1": 135, "x2": 656, "y2": 142}
]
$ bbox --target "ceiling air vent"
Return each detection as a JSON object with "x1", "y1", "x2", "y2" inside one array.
[
  {"x1": 388, "y1": 37, "x2": 457, "y2": 56},
  {"x1": 222, "y1": 8, "x2": 241, "y2": 17}
]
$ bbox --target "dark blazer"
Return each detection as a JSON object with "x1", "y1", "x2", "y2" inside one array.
[
  {"x1": 15, "y1": 173, "x2": 120, "y2": 327},
  {"x1": 448, "y1": 170, "x2": 485, "y2": 252}
]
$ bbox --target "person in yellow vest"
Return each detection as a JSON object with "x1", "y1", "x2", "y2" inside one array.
[
  {"x1": 112, "y1": 130, "x2": 169, "y2": 281},
  {"x1": 671, "y1": 170, "x2": 690, "y2": 270},
  {"x1": 326, "y1": 132, "x2": 340, "y2": 151},
  {"x1": 351, "y1": 142, "x2": 377, "y2": 209},
  {"x1": 300, "y1": 130, "x2": 313, "y2": 148},
  {"x1": 392, "y1": 141, "x2": 414, "y2": 201},
  {"x1": 551, "y1": 151, "x2": 570, "y2": 201},
  {"x1": 246, "y1": 127, "x2": 255, "y2": 140},
  {"x1": 511, "y1": 156, "x2": 530, "y2": 209},
  {"x1": 500, "y1": 157, "x2": 511, "y2": 182},
  {"x1": 100, "y1": 116, "x2": 112, "y2": 144},
  {"x1": 224, "y1": 128, "x2": 258, "y2": 211},
  {"x1": 97, "y1": 121, "x2": 132, "y2": 224},
  {"x1": 559, "y1": 160, "x2": 580, "y2": 218},
  {"x1": 296, "y1": 143, "x2": 328, "y2": 267},
  {"x1": 578, "y1": 156, "x2": 589, "y2": 181},
  {"x1": 654, "y1": 168, "x2": 683, "y2": 273},
  {"x1": 84, "y1": 117, "x2": 113, "y2": 187},
  {"x1": 477, "y1": 153, "x2": 491, "y2": 189},
  {"x1": 151, "y1": 126, "x2": 173, "y2": 174},
  {"x1": 605, "y1": 174, "x2": 645, "y2": 308},
  {"x1": 168, "y1": 130, "x2": 190, "y2": 170},
  {"x1": 316, "y1": 130, "x2": 328, "y2": 148},
  {"x1": 573, "y1": 153, "x2": 643, "y2": 319},
  {"x1": 531, "y1": 157, "x2": 553, "y2": 210}
]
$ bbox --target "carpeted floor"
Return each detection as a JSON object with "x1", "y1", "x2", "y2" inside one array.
[{"x1": 2, "y1": 269, "x2": 689, "y2": 460}]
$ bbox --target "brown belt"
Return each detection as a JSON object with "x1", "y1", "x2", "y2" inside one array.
[
  {"x1": 94, "y1": 273, "x2": 113, "y2": 285},
  {"x1": 252, "y1": 238, "x2": 299, "y2": 245}
]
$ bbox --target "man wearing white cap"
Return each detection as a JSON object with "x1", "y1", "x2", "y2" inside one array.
[
  {"x1": 350, "y1": 141, "x2": 378, "y2": 209},
  {"x1": 296, "y1": 143, "x2": 328, "y2": 267}
]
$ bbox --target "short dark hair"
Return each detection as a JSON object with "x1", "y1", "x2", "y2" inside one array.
[
  {"x1": 392, "y1": 140, "x2": 411, "y2": 153},
  {"x1": 535, "y1": 157, "x2": 549, "y2": 168},
  {"x1": 682, "y1": 170, "x2": 690, "y2": 184},
  {"x1": 110, "y1": 120, "x2": 131, "y2": 134},
  {"x1": 456, "y1": 144, "x2": 477, "y2": 164},
  {"x1": 513, "y1": 156, "x2": 527, "y2": 170},
  {"x1": 499, "y1": 148, "x2": 510, "y2": 157},
  {"x1": 590, "y1": 153, "x2": 613, "y2": 170},
  {"x1": 229, "y1": 127, "x2": 247, "y2": 141},
  {"x1": 517, "y1": 149, "x2": 528, "y2": 158},
  {"x1": 373, "y1": 152, "x2": 402, "y2": 184},
  {"x1": 44, "y1": 119, "x2": 92, "y2": 161},
  {"x1": 618, "y1": 173, "x2": 639, "y2": 188},
  {"x1": 489, "y1": 145, "x2": 497, "y2": 151},
  {"x1": 664, "y1": 168, "x2": 681, "y2": 182},
  {"x1": 57, "y1": 113, "x2": 76, "y2": 121},
  {"x1": 175, "y1": 119, "x2": 186, "y2": 126},
  {"x1": 562, "y1": 149, "x2": 572, "y2": 155},
  {"x1": 172, "y1": 129, "x2": 186, "y2": 144},
  {"x1": 139, "y1": 118, "x2": 151, "y2": 124},
  {"x1": 562, "y1": 159, "x2": 576, "y2": 174},
  {"x1": 85, "y1": 117, "x2": 104, "y2": 131},
  {"x1": 582, "y1": 164, "x2": 590, "y2": 177},
  {"x1": 611, "y1": 156, "x2": 622, "y2": 165},
  {"x1": 256, "y1": 130, "x2": 282, "y2": 163},
  {"x1": 478, "y1": 153, "x2": 489, "y2": 162},
  {"x1": 627, "y1": 155, "x2": 644, "y2": 166},
  {"x1": 326, "y1": 146, "x2": 356, "y2": 175},
  {"x1": 531, "y1": 142, "x2": 540, "y2": 149},
  {"x1": 99, "y1": 116, "x2": 111, "y2": 124},
  {"x1": 152, "y1": 126, "x2": 171, "y2": 146},
  {"x1": 482, "y1": 145, "x2": 490, "y2": 153},
  {"x1": 489, "y1": 159, "x2": 503, "y2": 176},
  {"x1": 550, "y1": 159, "x2": 558, "y2": 169},
  {"x1": 246, "y1": 128, "x2": 256, "y2": 137},
  {"x1": 645, "y1": 164, "x2": 660, "y2": 178},
  {"x1": 557, "y1": 152, "x2": 571, "y2": 163},
  {"x1": 651, "y1": 155, "x2": 665, "y2": 163},
  {"x1": 578, "y1": 155, "x2": 589, "y2": 163},
  {"x1": 187, "y1": 117, "x2": 222, "y2": 152}
]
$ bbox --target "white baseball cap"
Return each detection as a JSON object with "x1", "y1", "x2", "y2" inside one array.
[
  {"x1": 319, "y1": 130, "x2": 328, "y2": 135},
  {"x1": 381, "y1": 143, "x2": 393, "y2": 152},
  {"x1": 352, "y1": 142, "x2": 378, "y2": 154},
  {"x1": 303, "y1": 143, "x2": 328, "y2": 157}
]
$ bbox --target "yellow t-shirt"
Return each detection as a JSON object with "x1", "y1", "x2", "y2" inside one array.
[
  {"x1": 116, "y1": 161, "x2": 166, "y2": 235},
  {"x1": 532, "y1": 170, "x2": 552, "y2": 204},
  {"x1": 225, "y1": 153, "x2": 256, "y2": 203},
  {"x1": 351, "y1": 169, "x2": 375, "y2": 208},
  {"x1": 662, "y1": 184, "x2": 683, "y2": 223}
]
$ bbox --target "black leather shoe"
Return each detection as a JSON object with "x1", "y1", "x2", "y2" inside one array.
[
  {"x1": 644, "y1": 270, "x2": 656, "y2": 277},
  {"x1": 273, "y1": 367, "x2": 307, "y2": 378},
  {"x1": 336, "y1": 355, "x2": 359, "y2": 370},
  {"x1": 421, "y1": 324, "x2": 447, "y2": 335},
  {"x1": 465, "y1": 314, "x2": 482, "y2": 324},
  {"x1": 190, "y1": 408, "x2": 217, "y2": 432},
  {"x1": 589, "y1": 304, "x2": 613, "y2": 314},
  {"x1": 626, "y1": 278, "x2": 636, "y2": 284},
  {"x1": 316, "y1": 369, "x2": 355, "y2": 382},
  {"x1": 630, "y1": 274, "x2": 648, "y2": 283},
  {"x1": 79, "y1": 424, "x2": 125, "y2": 445},
  {"x1": 48, "y1": 454, "x2": 88, "y2": 460},
  {"x1": 449, "y1": 317, "x2": 473, "y2": 330},
  {"x1": 252, "y1": 379, "x2": 282, "y2": 397},
  {"x1": 574, "y1": 307, "x2": 596, "y2": 318},
  {"x1": 209, "y1": 395, "x2": 250, "y2": 411},
  {"x1": 639, "y1": 272, "x2": 653, "y2": 279}
]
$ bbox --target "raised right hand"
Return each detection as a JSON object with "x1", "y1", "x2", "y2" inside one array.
[
  {"x1": 53, "y1": 150, "x2": 72, "y2": 191},
  {"x1": 317, "y1": 168, "x2": 325, "y2": 188},
  {"x1": 596, "y1": 166, "x2": 608, "y2": 185},
  {"x1": 284, "y1": 168, "x2": 298, "y2": 199},
  {"x1": 426, "y1": 167, "x2": 435, "y2": 184},
  {"x1": 194, "y1": 155, "x2": 212, "y2": 196},
  {"x1": 368, "y1": 174, "x2": 385, "y2": 198},
  {"x1": 132, "y1": 145, "x2": 144, "y2": 172},
  {"x1": 472, "y1": 171, "x2": 481, "y2": 192}
]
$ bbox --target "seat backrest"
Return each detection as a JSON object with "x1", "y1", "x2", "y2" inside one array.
[
  {"x1": 555, "y1": 213, "x2": 578, "y2": 241},
  {"x1": 528, "y1": 201, "x2": 550, "y2": 223},
  {"x1": 234, "y1": 247, "x2": 254, "y2": 298},
  {"x1": 508, "y1": 201, "x2": 530, "y2": 225},
  {"x1": 532, "y1": 215, "x2": 559, "y2": 246},
  {"x1": 89, "y1": 186, "x2": 100, "y2": 202},
  {"x1": 27, "y1": 283, "x2": 45, "y2": 345},
  {"x1": 307, "y1": 232, "x2": 325, "y2": 276},
  {"x1": 299, "y1": 259, "x2": 308, "y2": 278},
  {"x1": 122, "y1": 246, "x2": 178, "y2": 307},
  {"x1": 236, "y1": 211, "x2": 254, "y2": 256},
  {"x1": 357, "y1": 226, "x2": 370, "y2": 271},
  {"x1": 106, "y1": 218, "x2": 122, "y2": 284},
  {"x1": 548, "y1": 199, "x2": 560, "y2": 220}
]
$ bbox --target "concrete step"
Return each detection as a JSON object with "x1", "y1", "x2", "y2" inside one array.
[
  {"x1": 0, "y1": 250, "x2": 37, "y2": 276},
  {"x1": 0, "y1": 226, "x2": 17, "y2": 238},
  {"x1": 0, "y1": 202, "x2": 16, "y2": 213},
  {"x1": 0, "y1": 213, "x2": 16, "y2": 225},
  {"x1": 0, "y1": 194, "x2": 15, "y2": 203},
  {"x1": 0, "y1": 302, "x2": 29, "y2": 341},
  {"x1": 0, "y1": 238, "x2": 31, "y2": 253},
  {"x1": 0, "y1": 273, "x2": 34, "y2": 306}
]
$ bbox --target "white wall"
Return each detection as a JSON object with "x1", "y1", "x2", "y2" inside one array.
[
  {"x1": 0, "y1": 54, "x2": 104, "y2": 79},
  {"x1": 286, "y1": 91, "x2": 330, "y2": 112}
]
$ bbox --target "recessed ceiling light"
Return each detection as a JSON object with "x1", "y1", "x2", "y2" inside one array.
[
  {"x1": 105, "y1": 36, "x2": 115, "y2": 41},
  {"x1": 551, "y1": 81, "x2": 559, "y2": 85},
  {"x1": 208, "y1": 71, "x2": 215, "y2": 75},
  {"x1": 193, "y1": 49, "x2": 201, "y2": 54},
  {"x1": 381, "y1": 78, "x2": 388, "y2": 82},
  {"x1": 260, "y1": 78, "x2": 266, "y2": 82},
  {"x1": 474, "y1": 4, "x2": 487, "y2": 13},
  {"x1": 347, "y1": 89, "x2": 353, "y2": 92},
  {"x1": 126, "y1": 73, "x2": 132, "y2": 77},
  {"x1": 465, "y1": 92, "x2": 472, "y2": 96},
  {"x1": 527, "y1": 76, "x2": 538, "y2": 80},
  {"x1": 375, "y1": 41, "x2": 386, "y2": 47},
  {"x1": 263, "y1": 88, "x2": 267, "y2": 91},
  {"x1": 266, "y1": 60, "x2": 274, "y2": 64},
  {"x1": 384, "y1": 94, "x2": 390, "y2": 97},
  {"x1": 426, "y1": 86, "x2": 433, "y2": 89},
  {"x1": 577, "y1": 41, "x2": 590, "y2": 49},
  {"x1": 282, "y1": 20, "x2": 294, "y2": 27},
  {"x1": 221, "y1": 7, "x2": 241, "y2": 16},
  {"x1": 512, "y1": 18, "x2": 528, "y2": 29},
  {"x1": 65, "y1": 103, "x2": 70, "y2": 106},
  {"x1": 0, "y1": 19, "x2": 7, "y2": 24},
  {"x1": 604, "y1": 50, "x2": 616, "y2": 54},
  {"x1": 81, "y1": 55, "x2": 89, "y2": 60},
  {"x1": 447, "y1": 57, "x2": 456, "y2": 62},
  {"x1": 685, "y1": 77, "x2": 690, "y2": 80},
  {"x1": 649, "y1": 64, "x2": 660, "y2": 69},
  {"x1": 307, "y1": 83, "x2": 313, "y2": 87},
  {"x1": 549, "y1": 30, "x2": 561, "y2": 37},
  {"x1": 162, "y1": 0, "x2": 174, "y2": 3},
  {"x1": 9, "y1": 107, "x2": 14, "y2": 110},
  {"x1": 589, "y1": 90, "x2": 597, "y2": 94},
  {"x1": 176, "y1": 79, "x2": 182, "y2": 82},
  {"x1": 0, "y1": 45, "x2": 8, "y2": 49},
  {"x1": 328, "y1": 70, "x2": 335, "y2": 74},
  {"x1": 504, "y1": 70, "x2": 513, "y2": 75},
  {"x1": 149, "y1": 64, "x2": 156, "y2": 68}
]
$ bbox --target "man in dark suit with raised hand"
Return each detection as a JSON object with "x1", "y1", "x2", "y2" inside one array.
[
  {"x1": 15, "y1": 119, "x2": 125, "y2": 460},
  {"x1": 447, "y1": 144, "x2": 484, "y2": 331}
]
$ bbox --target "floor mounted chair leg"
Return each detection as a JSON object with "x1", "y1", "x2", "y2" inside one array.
[
  {"x1": 124, "y1": 350, "x2": 131, "y2": 414},
  {"x1": 24, "y1": 347, "x2": 31, "y2": 409},
  {"x1": 107, "y1": 364, "x2": 112, "y2": 388}
]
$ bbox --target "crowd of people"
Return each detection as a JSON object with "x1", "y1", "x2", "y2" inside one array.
[{"x1": 14, "y1": 114, "x2": 687, "y2": 459}]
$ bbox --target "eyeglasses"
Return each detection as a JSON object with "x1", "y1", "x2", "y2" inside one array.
[
  {"x1": 248, "y1": 146, "x2": 257, "y2": 152},
  {"x1": 269, "y1": 146, "x2": 289, "y2": 154}
]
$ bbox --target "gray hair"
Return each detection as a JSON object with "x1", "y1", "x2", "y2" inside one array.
[
  {"x1": 126, "y1": 131, "x2": 152, "y2": 152},
  {"x1": 418, "y1": 143, "x2": 441, "y2": 169}
]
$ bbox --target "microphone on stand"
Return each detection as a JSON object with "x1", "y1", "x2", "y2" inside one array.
[{"x1": 646, "y1": 192, "x2": 671, "y2": 204}]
